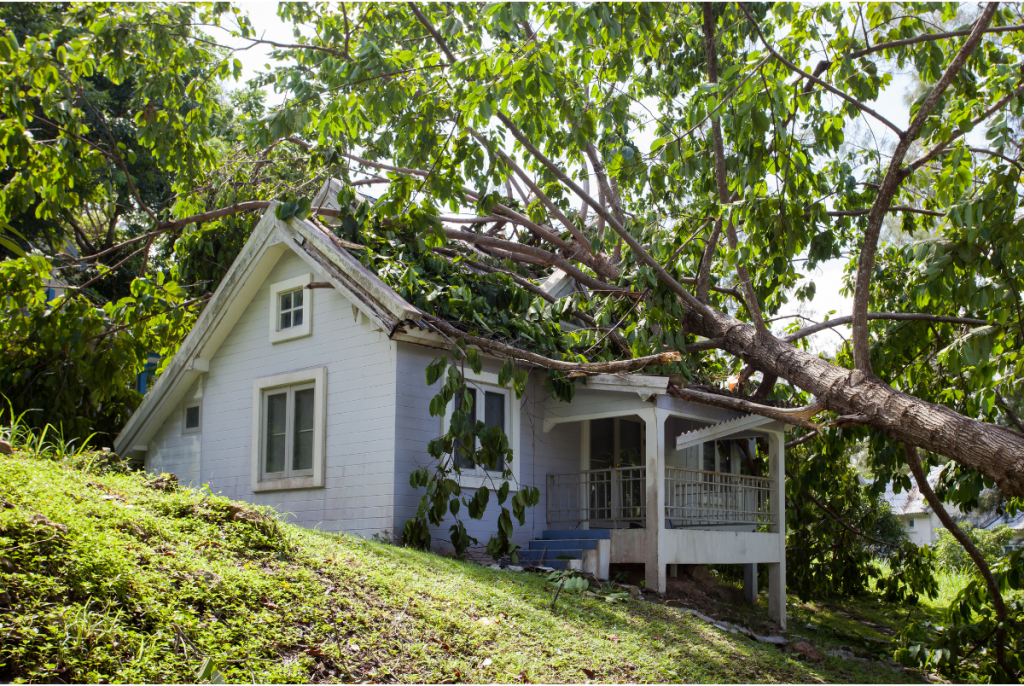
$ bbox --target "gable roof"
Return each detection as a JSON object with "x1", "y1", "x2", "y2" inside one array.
[
  {"x1": 878, "y1": 466, "x2": 948, "y2": 516},
  {"x1": 114, "y1": 200, "x2": 422, "y2": 456}
]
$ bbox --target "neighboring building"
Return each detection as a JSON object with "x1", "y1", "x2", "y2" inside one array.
[
  {"x1": 879, "y1": 466, "x2": 966, "y2": 546},
  {"x1": 113, "y1": 182, "x2": 791, "y2": 626},
  {"x1": 982, "y1": 511, "x2": 1024, "y2": 550}
]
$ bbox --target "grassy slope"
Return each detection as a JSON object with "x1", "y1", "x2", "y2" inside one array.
[{"x1": 0, "y1": 452, "x2": 920, "y2": 684}]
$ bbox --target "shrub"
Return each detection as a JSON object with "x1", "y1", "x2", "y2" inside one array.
[{"x1": 932, "y1": 522, "x2": 1014, "y2": 573}]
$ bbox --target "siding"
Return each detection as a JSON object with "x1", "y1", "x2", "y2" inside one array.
[
  {"x1": 392, "y1": 344, "x2": 584, "y2": 554},
  {"x1": 145, "y1": 377, "x2": 203, "y2": 486},
  {"x1": 146, "y1": 248, "x2": 399, "y2": 538}
]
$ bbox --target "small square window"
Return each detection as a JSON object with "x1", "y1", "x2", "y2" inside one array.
[
  {"x1": 279, "y1": 289, "x2": 304, "y2": 330},
  {"x1": 269, "y1": 274, "x2": 313, "y2": 343},
  {"x1": 908, "y1": 519, "x2": 915, "y2": 529},
  {"x1": 183, "y1": 402, "x2": 201, "y2": 434}
]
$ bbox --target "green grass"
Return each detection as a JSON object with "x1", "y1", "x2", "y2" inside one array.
[{"x1": 0, "y1": 449, "x2": 925, "y2": 683}]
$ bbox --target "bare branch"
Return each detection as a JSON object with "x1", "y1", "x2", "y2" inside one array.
[
  {"x1": 782, "y1": 312, "x2": 990, "y2": 342},
  {"x1": 668, "y1": 383, "x2": 821, "y2": 431}
]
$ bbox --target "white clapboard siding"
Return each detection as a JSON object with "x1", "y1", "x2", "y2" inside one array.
[
  {"x1": 145, "y1": 376, "x2": 203, "y2": 486},
  {"x1": 144, "y1": 248, "x2": 399, "y2": 538}
]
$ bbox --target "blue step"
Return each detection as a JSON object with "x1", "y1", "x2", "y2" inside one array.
[
  {"x1": 517, "y1": 548, "x2": 585, "y2": 566},
  {"x1": 528, "y1": 538, "x2": 598, "y2": 551},
  {"x1": 541, "y1": 529, "x2": 611, "y2": 540}
]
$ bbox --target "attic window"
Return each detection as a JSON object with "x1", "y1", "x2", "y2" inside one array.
[
  {"x1": 183, "y1": 402, "x2": 201, "y2": 435},
  {"x1": 269, "y1": 274, "x2": 313, "y2": 343}
]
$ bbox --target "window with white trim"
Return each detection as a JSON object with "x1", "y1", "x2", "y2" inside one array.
[
  {"x1": 251, "y1": 367, "x2": 326, "y2": 492},
  {"x1": 268, "y1": 274, "x2": 313, "y2": 343},
  {"x1": 908, "y1": 518, "x2": 915, "y2": 529},
  {"x1": 183, "y1": 401, "x2": 202, "y2": 435},
  {"x1": 443, "y1": 374, "x2": 519, "y2": 490}
]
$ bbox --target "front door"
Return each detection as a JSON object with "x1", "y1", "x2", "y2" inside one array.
[{"x1": 588, "y1": 418, "x2": 645, "y2": 526}]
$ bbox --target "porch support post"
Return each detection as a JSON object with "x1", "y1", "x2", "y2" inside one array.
[
  {"x1": 645, "y1": 409, "x2": 666, "y2": 594},
  {"x1": 743, "y1": 563, "x2": 757, "y2": 604},
  {"x1": 767, "y1": 430, "x2": 787, "y2": 628}
]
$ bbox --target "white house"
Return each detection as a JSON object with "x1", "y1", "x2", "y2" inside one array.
[
  {"x1": 879, "y1": 466, "x2": 966, "y2": 546},
  {"x1": 113, "y1": 185, "x2": 790, "y2": 627}
]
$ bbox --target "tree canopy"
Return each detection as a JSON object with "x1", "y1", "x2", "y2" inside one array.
[{"x1": 3, "y1": 3, "x2": 1024, "y2": 679}]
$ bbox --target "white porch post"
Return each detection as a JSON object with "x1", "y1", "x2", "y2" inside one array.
[
  {"x1": 645, "y1": 409, "x2": 666, "y2": 594},
  {"x1": 767, "y1": 430, "x2": 787, "y2": 628}
]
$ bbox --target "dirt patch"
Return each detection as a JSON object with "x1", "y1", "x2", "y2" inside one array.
[{"x1": 609, "y1": 563, "x2": 782, "y2": 637}]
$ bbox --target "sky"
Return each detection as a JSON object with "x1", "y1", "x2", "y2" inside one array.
[{"x1": 212, "y1": 4, "x2": 975, "y2": 354}]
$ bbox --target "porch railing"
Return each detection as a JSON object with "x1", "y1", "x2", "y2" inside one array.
[
  {"x1": 546, "y1": 466, "x2": 775, "y2": 529},
  {"x1": 546, "y1": 466, "x2": 646, "y2": 529},
  {"x1": 665, "y1": 466, "x2": 775, "y2": 527}
]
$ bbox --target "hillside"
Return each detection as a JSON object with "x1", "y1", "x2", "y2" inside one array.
[{"x1": 0, "y1": 450, "x2": 920, "y2": 684}]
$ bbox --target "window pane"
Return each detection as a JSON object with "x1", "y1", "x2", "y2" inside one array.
[
  {"x1": 280, "y1": 292, "x2": 292, "y2": 311},
  {"x1": 619, "y1": 419, "x2": 643, "y2": 467},
  {"x1": 185, "y1": 405, "x2": 200, "y2": 430},
  {"x1": 280, "y1": 311, "x2": 291, "y2": 329},
  {"x1": 484, "y1": 391, "x2": 505, "y2": 471},
  {"x1": 590, "y1": 418, "x2": 614, "y2": 470},
  {"x1": 266, "y1": 393, "x2": 287, "y2": 473},
  {"x1": 292, "y1": 290, "x2": 303, "y2": 308},
  {"x1": 293, "y1": 388, "x2": 315, "y2": 471},
  {"x1": 292, "y1": 307, "x2": 303, "y2": 327},
  {"x1": 717, "y1": 440, "x2": 731, "y2": 473},
  {"x1": 454, "y1": 388, "x2": 476, "y2": 470}
]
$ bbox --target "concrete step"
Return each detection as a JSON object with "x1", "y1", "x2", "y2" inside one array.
[
  {"x1": 528, "y1": 538, "x2": 599, "y2": 552},
  {"x1": 541, "y1": 529, "x2": 612, "y2": 540}
]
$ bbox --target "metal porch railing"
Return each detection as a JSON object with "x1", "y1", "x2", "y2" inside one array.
[{"x1": 546, "y1": 466, "x2": 775, "y2": 529}]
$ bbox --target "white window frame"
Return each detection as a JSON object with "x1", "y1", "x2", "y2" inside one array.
[
  {"x1": 268, "y1": 274, "x2": 313, "y2": 343},
  {"x1": 182, "y1": 400, "x2": 202, "y2": 435},
  {"x1": 251, "y1": 367, "x2": 326, "y2": 492},
  {"x1": 441, "y1": 370, "x2": 519, "y2": 491},
  {"x1": 907, "y1": 518, "x2": 916, "y2": 529}
]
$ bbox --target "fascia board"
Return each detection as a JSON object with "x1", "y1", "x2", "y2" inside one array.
[
  {"x1": 584, "y1": 374, "x2": 670, "y2": 395},
  {"x1": 284, "y1": 216, "x2": 422, "y2": 325},
  {"x1": 114, "y1": 208, "x2": 286, "y2": 455}
]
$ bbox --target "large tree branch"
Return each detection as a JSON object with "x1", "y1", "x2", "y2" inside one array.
[
  {"x1": 443, "y1": 229, "x2": 636, "y2": 298},
  {"x1": 701, "y1": 305, "x2": 1024, "y2": 496},
  {"x1": 495, "y1": 112, "x2": 714, "y2": 322},
  {"x1": 849, "y1": 3, "x2": 997, "y2": 374},
  {"x1": 904, "y1": 444, "x2": 1010, "y2": 676},
  {"x1": 425, "y1": 315, "x2": 679, "y2": 374}
]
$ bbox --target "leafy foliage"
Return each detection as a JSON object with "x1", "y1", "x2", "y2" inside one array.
[
  {"x1": 896, "y1": 549, "x2": 1024, "y2": 682},
  {"x1": 785, "y1": 431, "x2": 935, "y2": 603},
  {"x1": 0, "y1": 255, "x2": 198, "y2": 445},
  {"x1": 933, "y1": 523, "x2": 1016, "y2": 574}
]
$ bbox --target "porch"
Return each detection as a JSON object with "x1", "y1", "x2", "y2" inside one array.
[{"x1": 537, "y1": 378, "x2": 788, "y2": 627}]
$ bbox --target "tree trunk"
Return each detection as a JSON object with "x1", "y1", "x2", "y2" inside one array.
[{"x1": 700, "y1": 309, "x2": 1024, "y2": 496}]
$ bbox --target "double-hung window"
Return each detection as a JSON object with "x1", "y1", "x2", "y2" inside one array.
[
  {"x1": 269, "y1": 274, "x2": 313, "y2": 343},
  {"x1": 442, "y1": 373, "x2": 519, "y2": 490},
  {"x1": 251, "y1": 367, "x2": 326, "y2": 492}
]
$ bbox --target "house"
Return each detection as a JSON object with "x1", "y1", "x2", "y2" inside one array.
[
  {"x1": 113, "y1": 182, "x2": 790, "y2": 627},
  {"x1": 878, "y1": 466, "x2": 966, "y2": 546},
  {"x1": 982, "y1": 511, "x2": 1024, "y2": 550}
]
